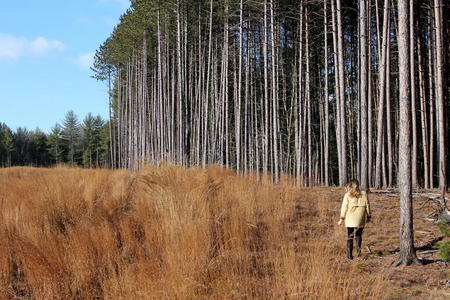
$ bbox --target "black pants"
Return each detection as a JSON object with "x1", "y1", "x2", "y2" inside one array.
[
  {"x1": 346, "y1": 228, "x2": 363, "y2": 258},
  {"x1": 347, "y1": 227, "x2": 364, "y2": 253},
  {"x1": 347, "y1": 227, "x2": 364, "y2": 240}
]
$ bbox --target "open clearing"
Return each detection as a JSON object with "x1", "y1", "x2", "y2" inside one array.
[{"x1": 0, "y1": 167, "x2": 448, "y2": 299}]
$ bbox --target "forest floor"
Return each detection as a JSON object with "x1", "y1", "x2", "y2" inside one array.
[
  {"x1": 0, "y1": 166, "x2": 448, "y2": 299},
  {"x1": 315, "y1": 186, "x2": 450, "y2": 299}
]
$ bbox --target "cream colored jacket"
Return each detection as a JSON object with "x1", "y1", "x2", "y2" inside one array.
[{"x1": 340, "y1": 191, "x2": 371, "y2": 228}]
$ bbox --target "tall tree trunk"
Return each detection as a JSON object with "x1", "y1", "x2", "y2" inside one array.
[
  {"x1": 331, "y1": 0, "x2": 342, "y2": 185},
  {"x1": 202, "y1": 0, "x2": 213, "y2": 167},
  {"x1": 157, "y1": 4, "x2": 164, "y2": 161},
  {"x1": 306, "y1": 8, "x2": 312, "y2": 187},
  {"x1": 263, "y1": 0, "x2": 269, "y2": 176},
  {"x1": 410, "y1": 0, "x2": 418, "y2": 189},
  {"x1": 270, "y1": 0, "x2": 279, "y2": 183},
  {"x1": 428, "y1": 10, "x2": 435, "y2": 188},
  {"x1": 236, "y1": 0, "x2": 243, "y2": 173},
  {"x1": 359, "y1": 0, "x2": 369, "y2": 191},
  {"x1": 386, "y1": 30, "x2": 393, "y2": 187},
  {"x1": 367, "y1": 0, "x2": 373, "y2": 187},
  {"x1": 337, "y1": 0, "x2": 347, "y2": 185},
  {"x1": 223, "y1": 2, "x2": 229, "y2": 168},
  {"x1": 297, "y1": 1, "x2": 305, "y2": 186},
  {"x1": 417, "y1": 32, "x2": 429, "y2": 189},
  {"x1": 394, "y1": 0, "x2": 420, "y2": 266},
  {"x1": 375, "y1": 0, "x2": 389, "y2": 188},
  {"x1": 434, "y1": 0, "x2": 448, "y2": 197},
  {"x1": 108, "y1": 71, "x2": 115, "y2": 168},
  {"x1": 324, "y1": 0, "x2": 329, "y2": 186},
  {"x1": 177, "y1": 0, "x2": 183, "y2": 165}
]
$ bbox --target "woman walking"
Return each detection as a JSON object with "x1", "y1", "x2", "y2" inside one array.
[{"x1": 338, "y1": 179, "x2": 371, "y2": 259}]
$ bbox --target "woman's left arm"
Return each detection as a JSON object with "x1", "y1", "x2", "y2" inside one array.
[{"x1": 365, "y1": 193, "x2": 371, "y2": 221}]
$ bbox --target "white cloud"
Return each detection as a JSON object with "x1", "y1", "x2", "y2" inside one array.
[
  {"x1": 0, "y1": 34, "x2": 26, "y2": 59},
  {"x1": 29, "y1": 37, "x2": 66, "y2": 55},
  {"x1": 0, "y1": 33, "x2": 66, "y2": 60},
  {"x1": 75, "y1": 52, "x2": 94, "y2": 70}
]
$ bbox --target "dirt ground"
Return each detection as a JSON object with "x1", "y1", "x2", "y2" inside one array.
[{"x1": 314, "y1": 187, "x2": 450, "y2": 299}]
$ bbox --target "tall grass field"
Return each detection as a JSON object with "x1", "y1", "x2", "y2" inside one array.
[{"x1": 0, "y1": 166, "x2": 427, "y2": 299}]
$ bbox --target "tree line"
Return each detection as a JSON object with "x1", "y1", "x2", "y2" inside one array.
[
  {"x1": 93, "y1": 0, "x2": 448, "y2": 191},
  {"x1": 0, "y1": 111, "x2": 110, "y2": 168}
]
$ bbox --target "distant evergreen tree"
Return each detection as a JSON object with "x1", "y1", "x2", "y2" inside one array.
[
  {"x1": 92, "y1": 115, "x2": 106, "y2": 167},
  {"x1": 0, "y1": 123, "x2": 14, "y2": 167},
  {"x1": 47, "y1": 124, "x2": 64, "y2": 164},
  {"x1": 99, "y1": 121, "x2": 110, "y2": 167},
  {"x1": 32, "y1": 128, "x2": 50, "y2": 166},
  {"x1": 82, "y1": 113, "x2": 105, "y2": 167},
  {"x1": 61, "y1": 110, "x2": 81, "y2": 166},
  {"x1": 82, "y1": 113, "x2": 95, "y2": 167},
  {"x1": 3, "y1": 129, "x2": 14, "y2": 167},
  {"x1": 13, "y1": 127, "x2": 34, "y2": 166}
]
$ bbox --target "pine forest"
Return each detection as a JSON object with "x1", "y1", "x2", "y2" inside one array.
[{"x1": 92, "y1": 0, "x2": 448, "y2": 192}]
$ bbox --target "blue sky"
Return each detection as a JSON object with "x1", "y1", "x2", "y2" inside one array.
[{"x1": 0, "y1": 0, "x2": 129, "y2": 132}]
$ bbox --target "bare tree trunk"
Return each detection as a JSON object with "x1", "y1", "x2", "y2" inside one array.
[
  {"x1": 296, "y1": 1, "x2": 304, "y2": 186},
  {"x1": 434, "y1": 0, "x2": 447, "y2": 197},
  {"x1": 108, "y1": 71, "x2": 114, "y2": 168},
  {"x1": 359, "y1": 0, "x2": 369, "y2": 191},
  {"x1": 270, "y1": 0, "x2": 279, "y2": 183},
  {"x1": 235, "y1": 0, "x2": 243, "y2": 173},
  {"x1": 367, "y1": 0, "x2": 373, "y2": 187},
  {"x1": 337, "y1": 0, "x2": 347, "y2": 185},
  {"x1": 244, "y1": 25, "x2": 250, "y2": 174},
  {"x1": 417, "y1": 32, "x2": 429, "y2": 189},
  {"x1": 428, "y1": 10, "x2": 435, "y2": 188},
  {"x1": 177, "y1": 0, "x2": 183, "y2": 165},
  {"x1": 263, "y1": 0, "x2": 269, "y2": 176},
  {"x1": 410, "y1": 0, "x2": 418, "y2": 189},
  {"x1": 331, "y1": 0, "x2": 342, "y2": 185},
  {"x1": 306, "y1": 8, "x2": 312, "y2": 187},
  {"x1": 324, "y1": 0, "x2": 329, "y2": 186},
  {"x1": 386, "y1": 30, "x2": 393, "y2": 187},
  {"x1": 157, "y1": 5, "x2": 164, "y2": 161},
  {"x1": 394, "y1": 0, "x2": 420, "y2": 267},
  {"x1": 202, "y1": 0, "x2": 213, "y2": 167},
  {"x1": 375, "y1": 0, "x2": 389, "y2": 188},
  {"x1": 117, "y1": 70, "x2": 122, "y2": 168},
  {"x1": 223, "y1": 2, "x2": 229, "y2": 168}
]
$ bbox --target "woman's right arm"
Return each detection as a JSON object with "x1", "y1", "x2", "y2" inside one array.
[{"x1": 340, "y1": 194, "x2": 348, "y2": 219}]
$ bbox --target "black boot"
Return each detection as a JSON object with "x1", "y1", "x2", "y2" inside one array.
[
  {"x1": 355, "y1": 236, "x2": 362, "y2": 257},
  {"x1": 347, "y1": 239, "x2": 354, "y2": 260}
]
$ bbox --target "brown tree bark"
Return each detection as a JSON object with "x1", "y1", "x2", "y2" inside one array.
[
  {"x1": 337, "y1": 0, "x2": 347, "y2": 185},
  {"x1": 434, "y1": 0, "x2": 448, "y2": 197},
  {"x1": 375, "y1": 0, "x2": 389, "y2": 188},
  {"x1": 270, "y1": 0, "x2": 279, "y2": 183},
  {"x1": 410, "y1": 0, "x2": 418, "y2": 189},
  {"x1": 417, "y1": 31, "x2": 429, "y2": 189},
  {"x1": 394, "y1": 0, "x2": 420, "y2": 267},
  {"x1": 359, "y1": 0, "x2": 369, "y2": 191},
  {"x1": 324, "y1": 0, "x2": 329, "y2": 186}
]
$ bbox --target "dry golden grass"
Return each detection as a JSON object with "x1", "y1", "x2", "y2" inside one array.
[{"x1": 1, "y1": 166, "x2": 445, "y2": 299}]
